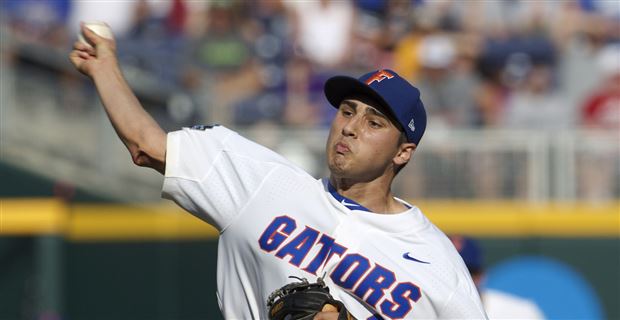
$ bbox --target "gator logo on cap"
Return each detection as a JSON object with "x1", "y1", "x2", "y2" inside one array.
[{"x1": 365, "y1": 70, "x2": 395, "y2": 85}]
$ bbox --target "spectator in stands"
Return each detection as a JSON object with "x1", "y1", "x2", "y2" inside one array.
[
  {"x1": 182, "y1": 2, "x2": 261, "y2": 125},
  {"x1": 281, "y1": 57, "x2": 323, "y2": 127},
  {"x1": 123, "y1": 0, "x2": 187, "y2": 86},
  {"x1": 502, "y1": 63, "x2": 574, "y2": 130},
  {"x1": 581, "y1": 44, "x2": 620, "y2": 129},
  {"x1": 350, "y1": 0, "x2": 413, "y2": 69},
  {"x1": 554, "y1": 1, "x2": 616, "y2": 124},
  {"x1": 231, "y1": 0, "x2": 292, "y2": 127},
  {"x1": 393, "y1": 5, "x2": 438, "y2": 83},
  {"x1": 416, "y1": 33, "x2": 481, "y2": 128},
  {"x1": 186, "y1": 3, "x2": 252, "y2": 73},
  {"x1": 577, "y1": 44, "x2": 620, "y2": 201},
  {"x1": 284, "y1": 0, "x2": 354, "y2": 67}
]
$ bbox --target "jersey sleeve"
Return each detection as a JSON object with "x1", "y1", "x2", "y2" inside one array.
[{"x1": 161, "y1": 125, "x2": 297, "y2": 231}]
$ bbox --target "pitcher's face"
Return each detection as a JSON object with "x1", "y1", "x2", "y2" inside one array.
[{"x1": 326, "y1": 97, "x2": 406, "y2": 181}]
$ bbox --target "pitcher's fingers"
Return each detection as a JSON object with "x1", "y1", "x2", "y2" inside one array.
[
  {"x1": 69, "y1": 50, "x2": 83, "y2": 65},
  {"x1": 313, "y1": 312, "x2": 340, "y2": 320},
  {"x1": 77, "y1": 51, "x2": 91, "y2": 59},
  {"x1": 73, "y1": 41, "x2": 91, "y2": 51},
  {"x1": 73, "y1": 41, "x2": 96, "y2": 55},
  {"x1": 321, "y1": 304, "x2": 338, "y2": 312}
]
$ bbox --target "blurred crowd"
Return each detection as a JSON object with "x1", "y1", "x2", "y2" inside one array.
[
  {"x1": 3, "y1": 0, "x2": 619, "y2": 132},
  {"x1": 2, "y1": 0, "x2": 619, "y2": 201}
]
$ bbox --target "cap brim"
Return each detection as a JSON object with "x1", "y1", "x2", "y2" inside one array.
[{"x1": 324, "y1": 76, "x2": 402, "y2": 130}]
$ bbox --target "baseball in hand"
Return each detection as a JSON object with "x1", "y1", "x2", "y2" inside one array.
[{"x1": 78, "y1": 22, "x2": 114, "y2": 47}]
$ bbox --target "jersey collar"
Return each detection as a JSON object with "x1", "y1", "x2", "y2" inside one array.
[
  {"x1": 326, "y1": 180, "x2": 412, "y2": 213},
  {"x1": 327, "y1": 181, "x2": 373, "y2": 212}
]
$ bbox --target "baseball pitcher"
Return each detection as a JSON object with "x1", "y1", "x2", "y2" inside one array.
[{"x1": 70, "y1": 24, "x2": 487, "y2": 320}]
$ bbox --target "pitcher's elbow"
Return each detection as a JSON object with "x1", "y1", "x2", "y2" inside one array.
[
  {"x1": 131, "y1": 151, "x2": 148, "y2": 167},
  {"x1": 131, "y1": 148, "x2": 165, "y2": 174}
]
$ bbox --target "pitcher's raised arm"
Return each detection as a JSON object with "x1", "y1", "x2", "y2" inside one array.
[{"x1": 69, "y1": 23, "x2": 166, "y2": 174}]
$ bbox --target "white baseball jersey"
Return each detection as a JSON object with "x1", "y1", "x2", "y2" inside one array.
[{"x1": 162, "y1": 125, "x2": 487, "y2": 319}]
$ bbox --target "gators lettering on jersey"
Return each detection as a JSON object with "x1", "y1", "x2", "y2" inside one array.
[{"x1": 258, "y1": 215, "x2": 420, "y2": 318}]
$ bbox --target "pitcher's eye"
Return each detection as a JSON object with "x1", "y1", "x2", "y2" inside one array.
[{"x1": 369, "y1": 120, "x2": 382, "y2": 128}]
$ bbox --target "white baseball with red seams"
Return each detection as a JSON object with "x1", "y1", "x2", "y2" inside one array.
[{"x1": 78, "y1": 21, "x2": 114, "y2": 48}]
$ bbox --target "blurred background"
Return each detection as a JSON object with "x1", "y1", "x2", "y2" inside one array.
[{"x1": 0, "y1": 0, "x2": 618, "y2": 319}]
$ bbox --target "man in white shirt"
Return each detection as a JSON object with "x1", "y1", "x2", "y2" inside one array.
[{"x1": 70, "y1": 24, "x2": 487, "y2": 319}]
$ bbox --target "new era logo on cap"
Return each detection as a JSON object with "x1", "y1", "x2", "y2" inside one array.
[
  {"x1": 324, "y1": 69, "x2": 427, "y2": 145},
  {"x1": 408, "y1": 119, "x2": 415, "y2": 133}
]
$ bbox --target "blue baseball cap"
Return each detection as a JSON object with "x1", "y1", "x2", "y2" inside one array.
[
  {"x1": 324, "y1": 69, "x2": 427, "y2": 145},
  {"x1": 449, "y1": 235, "x2": 483, "y2": 274}
]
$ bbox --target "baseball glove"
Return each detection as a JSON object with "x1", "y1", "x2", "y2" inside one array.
[{"x1": 266, "y1": 276, "x2": 352, "y2": 320}]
